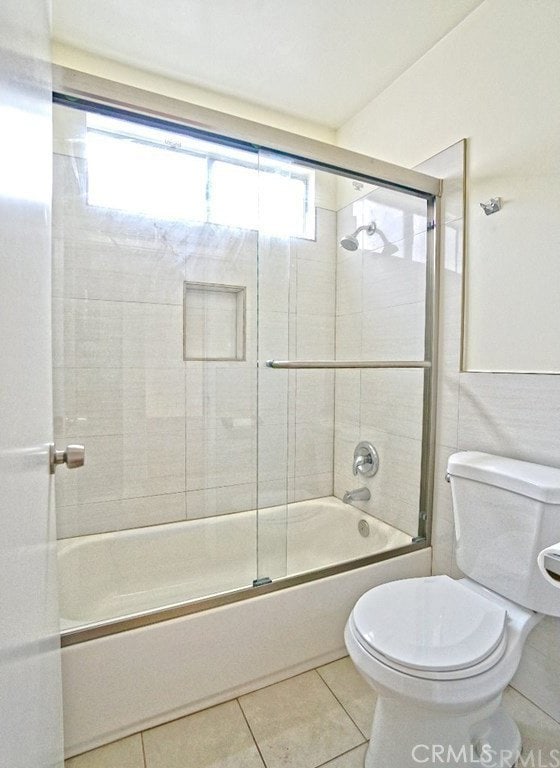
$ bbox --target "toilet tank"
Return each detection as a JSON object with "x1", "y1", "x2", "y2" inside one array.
[{"x1": 448, "y1": 451, "x2": 560, "y2": 616}]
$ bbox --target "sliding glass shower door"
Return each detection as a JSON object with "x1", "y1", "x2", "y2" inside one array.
[
  {"x1": 255, "y1": 150, "x2": 431, "y2": 582},
  {"x1": 53, "y1": 102, "x2": 264, "y2": 627},
  {"x1": 52, "y1": 97, "x2": 436, "y2": 640}
]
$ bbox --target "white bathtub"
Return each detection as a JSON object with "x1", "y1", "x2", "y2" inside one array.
[
  {"x1": 59, "y1": 497, "x2": 429, "y2": 758},
  {"x1": 58, "y1": 496, "x2": 411, "y2": 629}
]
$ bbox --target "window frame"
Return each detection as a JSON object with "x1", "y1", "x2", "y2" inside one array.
[{"x1": 85, "y1": 121, "x2": 316, "y2": 240}]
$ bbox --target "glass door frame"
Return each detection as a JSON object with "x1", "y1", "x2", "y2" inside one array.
[{"x1": 53, "y1": 65, "x2": 441, "y2": 646}]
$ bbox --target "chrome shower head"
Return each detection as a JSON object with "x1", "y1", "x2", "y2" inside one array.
[
  {"x1": 339, "y1": 222, "x2": 377, "y2": 251},
  {"x1": 339, "y1": 234, "x2": 360, "y2": 251}
]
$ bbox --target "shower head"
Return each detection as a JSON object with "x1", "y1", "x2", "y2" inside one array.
[
  {"x1": 339, "y1": 222, "x2": 377, "y2": 251},
  {"x1": 339, "y1": 234, "x2": 360, "y2": 251}
]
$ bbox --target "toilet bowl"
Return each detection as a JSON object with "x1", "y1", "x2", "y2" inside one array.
[
  {"x1": 345, "y1": 575, "x2": 541, "y2": 768},
  {"x1": 345, "y1": 452, "x2": 560, "y2": 768}
]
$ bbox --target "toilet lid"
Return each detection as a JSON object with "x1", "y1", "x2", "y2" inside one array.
[{"x1": 352, "y1": 576, "x2": 507, "y2": 673}]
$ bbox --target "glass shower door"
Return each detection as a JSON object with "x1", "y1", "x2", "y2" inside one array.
[
  {"x1": 255, "y1": 150, "x2": 336, "y2": 583},
  {"x1": 53, "y1": 101, "x2": 263, "y2": 630},
  {"x1": 255, "y1": 150, "x2": 431, "y2": 585},
  {"x1": 52, "y1": 96, "x2": 435, "y2": 638}
]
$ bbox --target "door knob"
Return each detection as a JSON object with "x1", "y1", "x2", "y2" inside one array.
[{"x1": 49, "y1": 444, "x2": 85, "y2": 474}]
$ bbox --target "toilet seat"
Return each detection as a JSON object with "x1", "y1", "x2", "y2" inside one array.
[{"x1": 350, "y1": 575, "x2": 509, "y2": 681}]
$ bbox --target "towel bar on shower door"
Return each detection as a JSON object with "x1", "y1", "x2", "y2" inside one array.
[{"x1": 265, "y1": 360, "x2": 431, "y2": 369}]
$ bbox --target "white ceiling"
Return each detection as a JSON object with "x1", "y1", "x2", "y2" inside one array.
[{"x1": 53, "y1": 0, "x2": 484, "y2": 128}]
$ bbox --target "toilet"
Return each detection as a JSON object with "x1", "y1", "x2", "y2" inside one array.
[{"x1": 345, "y1": 451, "x2": 560, "y2": 768}]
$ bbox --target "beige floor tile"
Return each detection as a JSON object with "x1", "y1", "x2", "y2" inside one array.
[
  {"x1": 318, "y1": 744, "x2": 368, "y2": 767},
  {"x1": 317, "y1": 657, "x2": 376, "y2": 738},
  {"x1": 238, "y1": 670, "x2": 364, "y2": 768},
  {"x1": 65, "y1": 735, "x2": 144, "y2": 768},
  {"x1": 503, "y1": 687, "x2": 560, "y2": 763},
  {"x1": 142, "y1": 699, "x2": 264, "y2": 768}
]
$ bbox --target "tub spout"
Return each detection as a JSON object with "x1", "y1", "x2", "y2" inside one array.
[{"x1": 343, "y1": 487, "x2": 371, "y2": 504}]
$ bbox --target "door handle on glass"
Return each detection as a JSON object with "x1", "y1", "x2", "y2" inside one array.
[{"x1": 49, "y1": 444, "x2": 85, "y2": 474}]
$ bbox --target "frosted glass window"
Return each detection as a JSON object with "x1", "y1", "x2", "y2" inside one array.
[
  {"x1": 85, "y1": 114, "x2": 315, "y2": 237},
  {"x1": 87, "y1": 132, "x2": 207, "y2": 221},
  {"x1": 209, "y1": 160, "x2": 313, "y2": 238},
  {"x1": 259, "y1": 172, "x2": 307, "y2": 236},
  {"x1": 209, "y1": 161, "x2": 258, "y2": 229}
]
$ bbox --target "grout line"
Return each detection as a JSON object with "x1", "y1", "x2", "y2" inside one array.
[
  {"x1": 139, "y1": 731, "x2": 148, "y2": 768},
  {"x1": 237, "y1": 663, "x2": 326, "y2": 700},
  {"x1": 507, "y1": 684, "x2": 560, "y2": 727},
  {"x1": 56, "y1": 295, "x2": 184, "y2": 307},
  {"x1": 315, "y1": 666, "x2": 370, "y2": 740},
  {"x1": 236, "y1": 698, "x2": 269, "y2": 768},
  {"x1": 68, "y1": 659, "x2": 360, "y2": 763},
  {"x1": 313, "y1": 742, "x2": 368, "y2": 768}
]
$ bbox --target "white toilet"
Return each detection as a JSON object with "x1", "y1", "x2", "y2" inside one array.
[{"x1": 345, "y1": 451, "x2": 560, "y2": 768}]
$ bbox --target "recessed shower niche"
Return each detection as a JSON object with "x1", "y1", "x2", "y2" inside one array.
[{"x1": 183, "y1": 281, "x2": 246, "y2": 361}]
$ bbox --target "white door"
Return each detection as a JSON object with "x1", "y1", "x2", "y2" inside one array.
[{"x1": 0, "y1": 1, "x2": 64, "y2": 766}]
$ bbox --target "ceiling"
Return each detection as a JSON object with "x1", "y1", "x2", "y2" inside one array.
[{"x1": 52, "y1": 0, "x2": 484, "y2": 128}]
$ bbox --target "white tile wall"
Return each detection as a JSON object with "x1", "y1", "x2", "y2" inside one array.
[
  {"x1": 53, "y1": 238, "x2": 185, "y2": 305},
  {"x1": 333, "y1": 184, "x2": 429, "y2": 537},
  {"x1": 57, "y1": 494, "x2": 187, "y2": 540},
  {"x1": 53, "y1": 137, "x2": 337, "y2": 537},
  {"x1": 361, "y1": 301, "x2": 425, "y2": 360},
  {"x1": 457, "y1": 371, "x2": 560, "y2": 719},
  {"x1": 360, "y1": 369, "x2": 424, "y2": 442},
  {"x1": 361, "y1": 234, "x2": 426, "y2": 310},
  {"x1": 185, "y1": 484, "x2": 256, "y2": 520},
  {"x1": 296, "y1": 259, "x2": 336, "y2": 315}
]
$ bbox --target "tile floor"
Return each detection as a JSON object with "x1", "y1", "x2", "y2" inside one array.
[{"x1": 66, "y1": 656, "x2": 560, "y2": 768}]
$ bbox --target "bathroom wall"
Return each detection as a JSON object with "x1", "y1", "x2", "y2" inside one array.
[
  {"x1": 337, "y1": 0, "x2": 560, "y2": 373},
  {"x1": 429, "y1": 315, "x2": 560, "y2": 725},
  {"x1": 336, "y1": 0, "x2": 560, "y2": 720},
  {"x1": 52, "y1": 42, "x2": 335, "y2": 145},
  {"x1": 53, "y1": 106, "x2": 336, "y2": 538},
  {"x1": 333, "y1": 187, "x2": 428, "y2": 537}
]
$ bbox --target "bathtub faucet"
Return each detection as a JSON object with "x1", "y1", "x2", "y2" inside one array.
[{"x1": 343, "y1": 487, "x2": 371, "y2": 504}]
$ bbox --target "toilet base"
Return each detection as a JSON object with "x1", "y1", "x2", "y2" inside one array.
[{"x1": 365, "y1": 694, "x2": 521, "y2": 768}]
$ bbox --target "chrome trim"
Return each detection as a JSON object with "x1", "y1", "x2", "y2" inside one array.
[
  {"x1": 49, "y1": 443, "x2": 85, "y2": 474},
  {"x1": 51, "y1": 66, "x2": 441, "y2": 199},
  {"x1": 479, "y1": 197, "x2": 501, "y2": 216},
  {"x1": 59, "y1": 541, "x2": 427, "y2": 646},
  {"x1": 458, "y1": 139, "x2": 469, "y2": 373},
  {"x1": 352, "y1": 441, "x2": 379, "y2": 478},
  {"x1": 265, "y1": 360, "x2": 431, "y2": 369},
  {"x1": 418, "y1": 195, "x2": 440, "y2": 544},
  {"x1": 342, "y1": 487, "x2": 371, "y2": 504}
]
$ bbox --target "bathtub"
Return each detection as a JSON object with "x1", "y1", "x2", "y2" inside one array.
[
  {"x1": 59, "y1": 496, "x2": 430, "y2": 757},
  {"x1": 58, "y1": 496, "x2": 411, "y2": 629}
]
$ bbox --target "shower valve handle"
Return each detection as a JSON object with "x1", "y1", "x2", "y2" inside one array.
[
  {"x1": 353, "y1": 454, "x2": 372, "y2": 475},
  {"x1": 352, "y1": 442, "x2": 379, "y2": 478}
]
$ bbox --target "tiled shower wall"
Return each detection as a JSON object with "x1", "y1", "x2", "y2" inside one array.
[
  {"x1": 53, "y1": 108, "x2": 336, "y2": 538},
  {"x1": 52, "y1": 105, "x2": 433, "y2": 545},
  {"x1": 332, "y1": 187, "x2": 428, "y2": 537}
]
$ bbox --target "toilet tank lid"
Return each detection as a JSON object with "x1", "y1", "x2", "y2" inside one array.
[{"x1": 448, "y1": 451, "x2": 560, "y2": 504}]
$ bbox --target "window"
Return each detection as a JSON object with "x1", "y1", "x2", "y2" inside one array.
[{"x1": 85, "y1": 114, "x2": 315, "y2": 239}]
